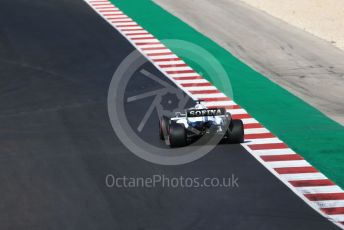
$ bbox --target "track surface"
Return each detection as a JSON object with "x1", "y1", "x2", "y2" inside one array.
[
  {"x1": 0, "y1": 0, "x2": 340, "y2": 229},
  {"x1": 155, "y1": 0, "x2": 344, "y2": 125}
]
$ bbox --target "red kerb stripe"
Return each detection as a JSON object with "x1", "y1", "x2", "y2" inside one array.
[
  {"x1": 99, "y1": 9, "x2": 120, "y2": 12},
  {"x1": 200, "y1": 97, "x2": 231, "y2": 102},
  {"x1": 136, "y1": 42, "x2": 161, "y2": 46},
  {"x1": 167, "y1": 70, "x2": 195, "y2": 74},
  {"x1": 305, "y1": 193, "x2": 344, "y2": 201},
  {"x1": 189, "y1": 90, "x2": 220, "y2": 94},
  {"x1": 289, "y1": 179, "x2": 334, "y2": 187},
  {"x1": 147, "y1": 52, "x2": 173, "y2": 57},
  {"x1": 274, "y1": 166, "x2": 318, "y2": 174},
  {"x1": 232, "y1": 114, "x2": 252, "y2": 119},
  {"x1": 321, "y1": 207, "x2": 344, "y2": 215},
  {"x1": 127, "y1": 32, "x2": 149, "y2": 36},
  {"x1": 245, "y1": 133, "x2": 275, "y2": 139},
  {"x1": 116, "y1": 24, "x2": 138, "y2": 28},
  {"x1": 159, "y1": 64, "x2": 187, "y2": 68},
  {"x1": 131, "y1": 37, "x2": 154, "y2": 40},
  {"x1": 249, "y1": 143, "x2": 288, "y2": 150},
  {"x1": 244, "y1": 123, "x2": 263, "y2": 129},
  {"x1": 152, "y1": 57, "x2": 181, "y2": 62},
  {"x1": 172, "y1": 76, "x2": 202, "y2": 80},
  {"x1": 181, "y1": 83, "x2": 212, "y2": 87},
  {"x1": 208, "y1": 105, "x2": 239, "y2": 109}
]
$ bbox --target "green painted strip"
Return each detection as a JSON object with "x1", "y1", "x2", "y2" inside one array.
[{"x1": 110, "y1": 0, "x2": 344, "y2": 187}]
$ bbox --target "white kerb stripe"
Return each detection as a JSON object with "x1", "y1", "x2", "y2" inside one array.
[
  {"x1": 162, "y1": 67, "x2": 194, "y2": 72},
  {"x1": 314, "y1": 200, "x2": 344, "y2": 208},
  {"x1": 241, "y1": 118, "x2": 259, "y2": 124},
  {"x1": 111, "y1": 18, "x2": 133, "y2": 22},
  {"x1": 244, "y1": 138, "x2": 283, "y2": 145},
  {"x1": 103, "y1": 12, "x2": 124, "y2": 16},
  {"x1": 327, "y1": 214, "x2": 344, "y2": 222},
  {"x1": 182, "y1": 86, "x2": 218, "y2": 91},
  {"x1": 143, "y1": 49, "x2": 171, "y2": 54},
  {"x1": 226, "y1": 109, "x2": 247, "y2": 115},
  {"x1": 192, "y1": 93, "x2": 227, "y2": 98},
  {"x1": 244, "y1": 128, "x2": 270, "y2": 134},
  {"x1": 129, "y1": 39, "x2": 158, "y2": 43},
  {"x1": 154, "y1": 60, "x2": 185, "y2": 65},
  {"x1": 297, "y1": 185, "x2": 343, "y2": 194},
  {"x1": 106, "y1": 15, "x2": 130, "y2": 19},
  {"x1": 137, "y1": 43, "x2": 164, "y2": 48},
  {"x1": 202, "y1": 101, "x2": 236, "y2": 107},
  {"x1": 266, "y1": 160, "x2": 311, "y2": 168},
  {"x1": 249, "y1": 148, "x2": 295, "y2": 156},
  {"x1": 112, "y1": 22, "x2": 137, "y2": 26},
  {"x1": 167, "y1": 73, "x2": 201, "y2": 77},
  {"x1": 118, "y1": 26, "x2": 143, "y2": 30},
  {"x1": 281, "y1": 173, "x2": 327, "y2": 181},
  {"x1": 128, "y1": 34, "x2": 153, "y2": 38},
  {"x1": 174, "y1": 79, "x2": 209, "y2": 84}
]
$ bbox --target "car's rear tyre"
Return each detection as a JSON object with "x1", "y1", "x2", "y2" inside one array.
[
  {"x1": 159, "y1": 116, "x2": 169, "y2": 140},
  {"x1": 169, "y1": 123, "x2": 187, "y2": 148},
  {"x1": 227, "y1": 119, "x2": 244, "y2": 143}
]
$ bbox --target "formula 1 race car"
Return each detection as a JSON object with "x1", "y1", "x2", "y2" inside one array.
[{"x1": 159, "y1": 101, "x2": 244, "y2": 147}]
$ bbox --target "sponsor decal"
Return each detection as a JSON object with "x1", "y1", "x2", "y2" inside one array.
[{"x1": 187, "y1": 108, "x2": 226, "y2": 117}]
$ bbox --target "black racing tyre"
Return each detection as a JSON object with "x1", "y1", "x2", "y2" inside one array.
[
  {"x1": 227, "y1": 119, "x2": 244, "y2": 143},
  {"x1": 159, "y1": 116, "x2": 169, "y2": 140},
  {"x1": 169, "y1": 123, "x2": 187, "y2": 148}
]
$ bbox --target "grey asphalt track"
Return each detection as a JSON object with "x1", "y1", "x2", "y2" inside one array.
[
  {"x1": 155, "y1": 0, "x2": 344, "y2": 125},
  {"x1": 0, "y1": 0, "x2": 340, "y2": 229}
]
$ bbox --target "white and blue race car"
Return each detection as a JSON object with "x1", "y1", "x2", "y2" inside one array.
[{"x1": 159, "y1": 101, "x2": 244, "y2": 147}]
